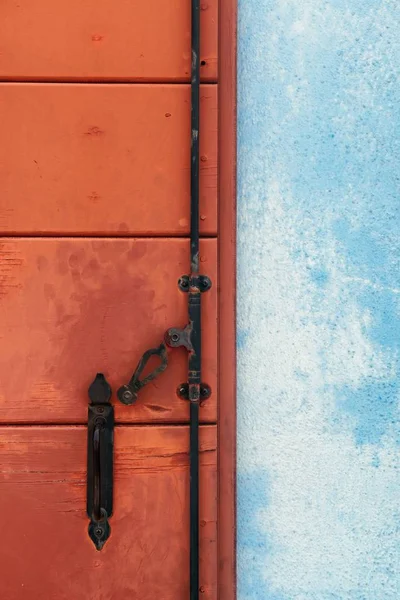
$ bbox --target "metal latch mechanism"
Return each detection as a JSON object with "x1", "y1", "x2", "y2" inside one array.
[
  {"x1": 87, "y1": 373, "x2": 114, "y2": 551},
  {"x1": 88, "y1": 2, "x2": 207, "y2": 598},
  {"x1": 117, "y1": 342, "x2": 168, "y2": 406},
  {"x1": 115, "y1": 272, "x2": 211, "y2": 598},
  {"x1": 112, "y1": 2, "x2": 207, "y2": 596},
  {"x1": 117, "y1": 274, "x2": 212, "y2": 407}
]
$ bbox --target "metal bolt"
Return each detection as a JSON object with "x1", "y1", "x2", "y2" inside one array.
[
  {"x1": 179, "y1": 386, "x2": 187, "y2": 396},
  {"x1": 200, "y1": 276, "x2": 211, "y2": 290},
  {"x1": 97, "y1": 406, "x2": 104, "y2": 413},
  {"x1": 95, "y1": 528, "x2": 103, "y2": 537},
  {"x1": 122, "y1": 390, "x2": 133, "y2": 402},
  {"x1": 171, "y1": 333, "x2": 180, "y2": 343}
]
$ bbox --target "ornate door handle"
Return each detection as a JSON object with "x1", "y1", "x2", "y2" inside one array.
[{"x1": 87, "y1": 373, "x2": 114, "y2": 551}]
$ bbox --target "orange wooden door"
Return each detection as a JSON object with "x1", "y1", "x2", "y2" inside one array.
[{"x1": 0, "y1": 2, "x2": 221, "y2": 599}]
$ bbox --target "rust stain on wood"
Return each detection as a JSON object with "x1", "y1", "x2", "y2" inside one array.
[{"x1": 0, "y1": 239, "x2": 217, "y2": 424}]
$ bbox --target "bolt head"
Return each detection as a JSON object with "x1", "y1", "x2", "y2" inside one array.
[{"x1": 122, "y1": 390, "x2": 133, "y2": 402}]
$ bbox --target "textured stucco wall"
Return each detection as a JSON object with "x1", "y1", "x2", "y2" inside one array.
[{"x1": 236, "y1": 1, "x2": 400, "y2": 598}]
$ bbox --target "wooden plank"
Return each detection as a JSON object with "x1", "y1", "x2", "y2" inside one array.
[
  {"x1": 0, "y1": 0, "x2": 217, "y2": 82},
  {"x1": 0, "y1": 239, "x2": 217, "y2": 423},
  {"x1": 0, "y1": 84, "x2": 217, "y2": 235},
  {"x1": 0, "y1": 425, "x2": 217, "y2": 599},
  {"x1": 218, "y1": 1, "x2": 238, "y2": 598}
]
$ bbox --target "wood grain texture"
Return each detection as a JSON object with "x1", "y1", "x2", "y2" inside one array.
[
  {"x1": 218, "y1": 0, "x2": 237, "y2": 597},
  {"x1": 0, "y1": 84, "x2": 217, "y2": 235},
  {"x1": 0, "y1": 239, "x2": 217, "y2": 423},
  {"x1": 0, "y1": 0, "x2": 217, "y2": 82},
  {"x1": 0, "y1": 425, "x2": 217, "y2": 600}
]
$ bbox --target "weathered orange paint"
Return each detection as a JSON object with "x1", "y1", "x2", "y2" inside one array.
[
  {"x1": 0, "y1": 84, "x2": 217, "y2": 235},
  {"x1": 0, "y1": 0, "x2": 218, "y2": 82},
  {"x1": 218, "y1": 1, "x2": 238, "y2": 597},
  {"x1": 0, "y1": 1, "x2": 237, "y2": 595},
  {"x1": 0, "y1": 426, "x2": 217, "y2": 599},
  {"x1": 0, "y1": 238, "x2": 217, "y2": 423}
]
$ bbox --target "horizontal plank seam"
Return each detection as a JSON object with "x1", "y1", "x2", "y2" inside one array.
[
  {"x1": 0, "y1": 421, "x2": 218, "y2": 428},
  {"x1": 0, "y1": 79, "x2": 218, "y2": 86},
  {"x1": 0, "y1": 234, "x2": 218, "y2": 240}
]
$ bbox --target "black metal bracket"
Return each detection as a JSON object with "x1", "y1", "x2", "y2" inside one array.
[
  {"x1": 165, "y1": 325, "x2": 193, "y2": 350},
  {"x1": 178, "y1": 274, "x2": 212, "y2": 293},
  {"x1": 87, "y1": 373, "x2": 114, "y2": 551},
  {"x1": 177, "y1": 382, "x2": 211, "y2": 402}
]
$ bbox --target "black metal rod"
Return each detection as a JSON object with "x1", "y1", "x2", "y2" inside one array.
[
  {"x1": 190, "y1": 400, "x2": 200, "y2": 599},
  {"x1": 189, "y1": 1, "x2": 201, "y2": 599},
  {"x1": 191, "y1": 0, "x2": 200, "y2": 276}
]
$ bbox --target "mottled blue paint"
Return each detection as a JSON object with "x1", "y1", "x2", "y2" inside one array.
[
  {"x1": 237, "y1": 0, "x2": 400, "y2": 598},
  {"x1": 309, "y1": 268, "x2": 329, "y2": 287},
  {"x1": 237, "y1": 472, "x2": 286, "y2": 600},
  {"x1": 337, "y1": 380, "x2": 399, "y2": 446}
]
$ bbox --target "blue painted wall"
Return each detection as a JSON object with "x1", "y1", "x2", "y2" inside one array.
[{"x1": 236, "y1": 1, "x2": 400, "y2": 598}]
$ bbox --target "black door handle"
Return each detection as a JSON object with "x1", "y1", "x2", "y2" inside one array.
[{"x1": 87, "y1": 373, "x2": 114, "y2": 551}]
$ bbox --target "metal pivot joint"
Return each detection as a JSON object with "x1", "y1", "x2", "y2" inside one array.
[{"x1": 87, "y1": 373, "x2": 114, "y2": 551}]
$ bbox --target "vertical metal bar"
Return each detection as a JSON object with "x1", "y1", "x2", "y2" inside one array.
[
  {"x1": 190, "y1": 1, "x2": 201, "y2": 599},
  {"x1": 191, "y1": 0, "x2": 200, "y2": 277},
  {"x1": 190, "y1": 400, "x2": 200, "y2": 600}
]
